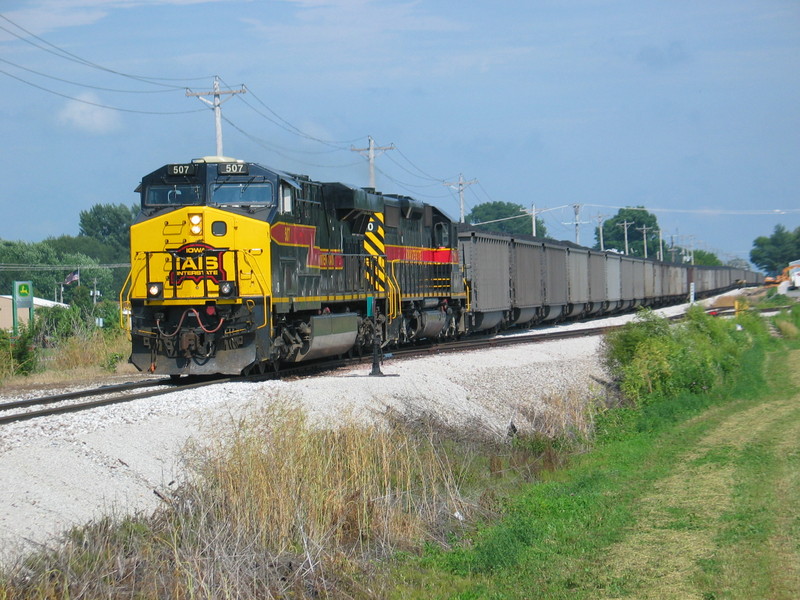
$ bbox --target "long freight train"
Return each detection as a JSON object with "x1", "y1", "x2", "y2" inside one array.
[{"x1": 120, "y1": 157, "x2": 762, "y2": 376}]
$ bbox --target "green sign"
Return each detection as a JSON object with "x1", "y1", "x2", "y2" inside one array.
[
  {"x1": 12, "y1": 280, "x2": 34, "y2": 336},
  {"x1": 14, "y1": 281, "x2": 33, "y2": 309}
]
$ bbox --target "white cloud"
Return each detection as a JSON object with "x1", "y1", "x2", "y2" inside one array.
[
  {"x1": 1, "y1": 0, "x2": 228, "y2": 40},
  {"x1": 57, "y1": 92, "x2": 122, "y2": 134}
]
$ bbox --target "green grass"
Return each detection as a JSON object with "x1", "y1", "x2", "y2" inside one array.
[{"x1": 388, "y1": 336, "x2": 793, "y2": 599}]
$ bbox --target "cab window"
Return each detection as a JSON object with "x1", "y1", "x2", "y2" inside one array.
[
  {"x1": 211, "y1": 182, "x2": 274, "y2": 206},
  {"x1": 145, "y1": 184, "x2": 203, "y2": 206},
  {"x1": 279, "y1": 184, "x2": 295, "y2": 214}
]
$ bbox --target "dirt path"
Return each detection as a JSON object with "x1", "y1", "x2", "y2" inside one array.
[{"x1": 596, "y1": 350, "x2": 800, "y2": 599}]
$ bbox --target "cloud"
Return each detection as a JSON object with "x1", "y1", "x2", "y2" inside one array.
[
  {"x1": 1, "y1": 0, "x2": 228, "y2": 40},
  {"x1": 57, "y1": 92, "x2": 122, "y2": 134}
]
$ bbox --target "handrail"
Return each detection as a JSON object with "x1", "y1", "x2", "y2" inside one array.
[
  {"x1": 118, "y1": 252, "x2": 145, "y2": 330},
  {"x1": 386, "y1": 260, "x2": 402, "y2": 322},
  {"x1": 240, "y1": 249, "x2": 271, "y2": 330}
]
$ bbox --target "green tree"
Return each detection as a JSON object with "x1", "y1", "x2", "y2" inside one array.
[
  {"x1": 726, "y1": 258, "x2": 752, "y2": 270},
  {"x1": 44, "y1": 235, "x2": 128, "y2": 297},
  {"x1": 0, "y1": 240, "x2": 113, "y2": 303},
  {"x1": 45, "y1": 234, "x2": 120, "y2": 264},
  {"x1": 466, "y1": 201, "x2": 547, "y2": 237},
  {"x1": 79, "y1": 203, "x2": 136, "y2": 254},
  {"x1": 750, "y1": 224, "x2": 800, "y2": 275},
  {"x1": 596, "y1": 207, "x2": 659, "y2": 257},
  {"x1": 692, "y1": 249, "x2": 722, "y2": 266}
]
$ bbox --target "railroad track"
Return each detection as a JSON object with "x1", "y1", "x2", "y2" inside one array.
[
  {"x1": 4, "y1": 302, "x2": 769, "y2": 424},
  {"x1": 0, "y1": 377, "x2": 228, "y2": 425}
]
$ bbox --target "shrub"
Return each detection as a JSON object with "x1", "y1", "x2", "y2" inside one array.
[
  {"x1": 600, "y1": 308, "x2": 672, "y2": 379},
  {"x1": 0, "y1": 325, "x2": 39, "y2": 379},
  {"x1": 601, "y1": 306, "x2": 762, "y2": 408}
]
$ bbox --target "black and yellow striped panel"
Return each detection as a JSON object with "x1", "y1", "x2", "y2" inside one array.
[{"x1": 363, "y1": 212, "x2": 386, "y2": 292}]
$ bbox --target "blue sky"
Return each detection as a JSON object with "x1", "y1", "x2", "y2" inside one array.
[{"x1": 1, "y1": 0, "x2": 798, "y2": 265}]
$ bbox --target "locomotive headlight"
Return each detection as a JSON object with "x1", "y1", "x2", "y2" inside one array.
[
  {"x1": 189, "y1": 213, "x2": 203, "y2": 235},
  {"x1": 218, "y1": 281, "x2": 236, "y2": 297},
  {"x1": 147, "y1": 282, "x2": 163, "y2": 299}
]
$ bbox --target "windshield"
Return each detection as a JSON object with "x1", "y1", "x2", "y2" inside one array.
[
  {"x1": 145, "y1": 184, "x2": 204, "y2": 206},
  {"x1": 211, "y1": 182, "x2": 274, "y2": 206}
]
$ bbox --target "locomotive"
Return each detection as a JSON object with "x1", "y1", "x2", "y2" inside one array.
[
  {"x1": 120, "y1": 156, "x2": 762, "y2": 376},
  {"x1": 122, "y1": 156, "x2": 465, "y2": 375}
]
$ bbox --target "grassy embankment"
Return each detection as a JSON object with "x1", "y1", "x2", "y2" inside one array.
[{"x1": 0, "y1": 300, "x2": 798, "y2": 598}]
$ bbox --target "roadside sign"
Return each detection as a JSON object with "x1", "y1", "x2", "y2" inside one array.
[
  {"x1": 14, "y1": 281, "x2": 33, "y2": 309},
  {"x1": 12, "y1": 281, "x2": 34, "y2": 336}
]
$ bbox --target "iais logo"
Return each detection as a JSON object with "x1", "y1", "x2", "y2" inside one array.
[{"x1": 169, "y1": 243, "x2": 228, "y2": 286}]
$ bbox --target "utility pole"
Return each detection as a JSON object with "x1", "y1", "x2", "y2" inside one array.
[
  {"x1": 351, "y1": 136, "x2": 394, "y2": 190},
  {"x1": 594, "y1": 214, "x2": 608, "y2": 251},
  {"x1": 657, "y1": 229, "x2": 664, "y2": 261},
  {"x1": 444, "y1": 173, "x2": 478, "y2": 223},
  {"x1": 561, "y1": 204, "x2": 588, "y2": 244},
  {"x1": 618, "y1": 220, "x2": 633, "y2": 255},
  {"x1": 636, "y1": 224, "x2": 653, "y2": 259},
  {"x1": 186, "y1": 76, "x2": 246, "y2": 156},
  {"x1": 531, "y1": 203, "x2": 536, "y2": 237}
]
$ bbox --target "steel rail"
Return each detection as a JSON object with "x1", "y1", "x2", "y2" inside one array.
[{"x1": 0, "y1": 377, "x2": 227, "y2": 425}]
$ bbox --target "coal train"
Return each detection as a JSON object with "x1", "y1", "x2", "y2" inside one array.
[{"x1": 120, "y1": 157, "x2": 762, "y2": 376}]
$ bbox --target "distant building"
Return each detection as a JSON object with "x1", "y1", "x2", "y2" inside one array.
[
  {"x1": 0, "y1": 296, "x2": 68, "y2": 331},
  {"x1": 789, "y1": 259, "x2": 800, "y2": 291}
]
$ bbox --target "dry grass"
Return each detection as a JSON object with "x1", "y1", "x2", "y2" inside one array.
[
  {"x1": 0, "y1": 330, "x2": 131, "y2": 391},
  {"x1": 0, "y1": 402, "x2": 499, "y2": 598},
  {"x1": 43, "y1": 329, "x2": 129, "y2": 372},
  {"x1": 0, "y1": 392, "x2": 598, "y2": 598},
  {"x1": 514, "y1": 387, "x2": 603, "y2": 442},
  {"x1": 186, "y1": 403, "x2": 475, "y2": 558},
  {"x1": 775, "y1": 319, "x2": 799, "y2": 339}
]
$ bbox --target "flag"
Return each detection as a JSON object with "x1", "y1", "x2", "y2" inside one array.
[{"x1": 63, "y1": 270, "x2": 80, "y2": 285}]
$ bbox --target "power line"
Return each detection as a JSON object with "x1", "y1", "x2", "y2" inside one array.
[
  {"x1": 391, "y1": 146, "x2": 448, "y2": 182},
  {"x1": 222, "y1": 115, "x2": 364, "y2": 169},
  {"x1": 0, "y1": 14, "x2": 209, "y2": 88},
  {"x1": 0, "y1": 68, "x2": 206, "y2": 115},
  {"x1": 0, "y1": 263, "x2": 129, "y2": 271},
  {"x1": 230, "y1": 80, "x2": 365, "y2": 148},
  {"x1": 373, "y1": 165, "x2": 455, "y2": 198},
  {"x1": 383, "y1": 153, "x2": 447, "y2": 187},
  {"x1": 583, "y1": 203, "x2": 800, "y2": 216},
  {"x1": 0, "y1": 57, "x2": 175, "y2": 94}
]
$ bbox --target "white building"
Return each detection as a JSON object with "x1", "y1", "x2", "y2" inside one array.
[{"x1": 0, "y1": 296, "x2": 68, "y2": 331}]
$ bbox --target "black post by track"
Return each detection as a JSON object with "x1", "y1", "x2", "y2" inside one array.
[{"x1": 370, "y1": 315, "x2": 383, "y2": 377}]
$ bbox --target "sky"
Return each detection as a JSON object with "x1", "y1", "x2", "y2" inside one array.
[{"x1": 1, "y1": 0, "x2": 799, "y2": 266}]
